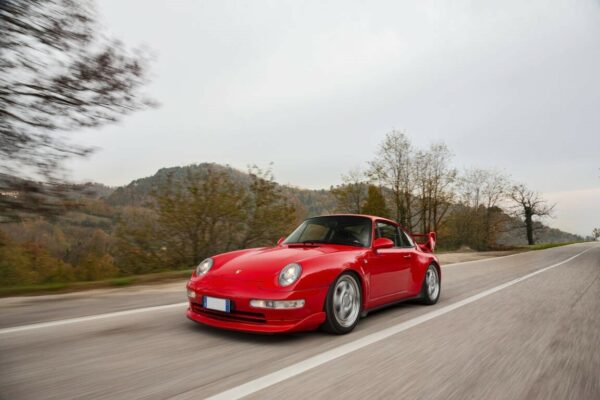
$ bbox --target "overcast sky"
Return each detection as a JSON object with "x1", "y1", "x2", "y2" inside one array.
[{"x1": 67, "y1": 0, "x2": 600, "y2": 236}]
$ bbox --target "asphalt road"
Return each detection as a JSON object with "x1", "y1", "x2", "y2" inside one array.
[{"x1": 0, "y1": 243, "x2": 598, "y2": 400}]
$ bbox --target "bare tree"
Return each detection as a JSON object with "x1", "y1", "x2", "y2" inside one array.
[
  {"x1": 457, "y1": 168, "x2": 509, "y2": 248},
  {"x1": 1, "y1": 0, "x2": 153, "y2": 221},
  {"x1": 592, "y1": 228, "x2": 600, "y2": 241},
  {"x1": 459, "y1": 168, "x2": 508, "y2": 210},
  {"x1": 509, "y1": 184, "x2": 554, "y2": 245},
  {"x1": 414, "y1": 143, "x2": 456, "y2": 233},
  {"x1": 368, "y1": 131, "x2": 416, "y2": 228}
]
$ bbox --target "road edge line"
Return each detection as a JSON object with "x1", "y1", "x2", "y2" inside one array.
[{"x1": 0, "y1": 302, "x2": 188, "y2": 335}]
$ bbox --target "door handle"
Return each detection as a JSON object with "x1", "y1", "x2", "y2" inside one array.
[{"x1": 403, "y1": 255, "x2": 412, "y2": 259}]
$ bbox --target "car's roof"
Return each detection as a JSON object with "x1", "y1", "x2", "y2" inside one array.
[{"x1": 309, "y1": 213, "x2": 400, "y2": 227}]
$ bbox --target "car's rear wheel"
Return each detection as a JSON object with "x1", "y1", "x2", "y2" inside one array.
[
  {"x1": 420, "y1": 264, "x2": 440, "y2": 305},
  {"x1": 322, "y1": 272, "x2": 361, "y2": 334}
]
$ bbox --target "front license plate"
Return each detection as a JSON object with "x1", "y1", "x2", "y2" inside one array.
[{"x1": 203, "y1": 296, "x2": 231, "y2": 312}]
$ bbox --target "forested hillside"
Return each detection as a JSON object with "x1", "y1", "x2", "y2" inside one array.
[{"x1": 0, "y1": 162, "x2": 584, "y2": 287}]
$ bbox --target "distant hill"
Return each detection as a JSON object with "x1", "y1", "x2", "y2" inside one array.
[
  {"x1": 106, "y1": 163, "x2": 337, "y2": 217},
  {"x1": 497, "y1": 217, "x2": 584, "y2": 246},
  {"x1": 106, "y1": 163, "x2": 250, "y2": 207}
]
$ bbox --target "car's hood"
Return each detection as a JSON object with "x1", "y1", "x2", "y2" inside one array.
[{"x1": 211, "y1": 245, "x2": 344, "y2": 282}]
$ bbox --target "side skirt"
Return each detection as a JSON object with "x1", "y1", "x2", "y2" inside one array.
[{"x1": 360, "y1": 294, "x2": 422, "y2": 318}]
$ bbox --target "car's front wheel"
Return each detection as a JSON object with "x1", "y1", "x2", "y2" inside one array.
[
  {"x1": 420, "y1": 264, "x2": 440, "y2": 305},
  {"x1": 322, "y1": 272, "x2": 362, "y2": 334}
]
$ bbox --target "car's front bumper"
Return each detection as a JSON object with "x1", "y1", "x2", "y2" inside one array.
[{"x1": 186, "y1": 278, "x2": 328, "y2": 333}]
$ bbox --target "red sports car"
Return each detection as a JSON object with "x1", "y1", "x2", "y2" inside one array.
[{"x1": 186, "y1": 214, "x2": 440, "y2": 334}]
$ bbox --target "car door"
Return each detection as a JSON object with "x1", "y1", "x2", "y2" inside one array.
[
  {"x1": 398, "y1": 228, "x2": 421, "y2": 295},
  {"x1": 367, "y1": 221, "x2": 412, "y2": 303}
]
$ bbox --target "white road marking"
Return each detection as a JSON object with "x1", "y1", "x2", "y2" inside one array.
[
  {"x1": 205, "y1": 247, "x2": 593, "y2": 400},
  {"x1": 0, "y1": 302, "x2": 188, "y2": 335}
]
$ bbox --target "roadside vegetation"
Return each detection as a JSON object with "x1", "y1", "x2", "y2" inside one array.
[
  {"x1": 0, "y1": 154, "x2": 587, "y2": 290},
  {"x1": 1, "y1": 241, "x2": 582, "y2": 297},
  {"x1": 0, "y1": 269, "x2": 192, "y2": 297}
]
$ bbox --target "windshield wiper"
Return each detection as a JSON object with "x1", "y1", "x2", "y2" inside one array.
[
  {"x1": 329, "y1": 241, "x2": 364, "y2": 247},
  {"x1": 286, "y1": 240, "x2": 364, "y2": 247},
  {"x1": 286, "y1": 240, "x2": 325, "y2": 247}
]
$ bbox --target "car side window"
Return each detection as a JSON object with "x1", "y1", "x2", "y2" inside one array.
[
  {"x1": 399, "y1": 229, "x2": 415, "y2": 248},
  {"x1": 375, "y1": 222, "x2": 401, "y2": 247}
]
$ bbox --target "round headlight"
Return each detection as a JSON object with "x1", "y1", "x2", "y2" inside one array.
[
  {"x1": 279, "y1": 263, "x2": 302, "y2": 287},
  {"x1": 195, "y1": 258, "x2": 213, "y2": 276}
]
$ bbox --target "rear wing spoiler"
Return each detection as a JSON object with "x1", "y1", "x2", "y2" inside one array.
[{"x1": 411, "y1": 232, "x2": 436, "y2": 253}]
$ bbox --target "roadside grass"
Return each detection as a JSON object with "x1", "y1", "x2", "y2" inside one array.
[
  {"x1": 524, "y1": 242, "x2": 580, "y2": 251},
  {"x1": 109, "y1": 277, "x2": 135, "y2": 286},
  {"x1": 0, "y1": 269, "x2": 192, "y2": 297},
  {"x1": 438, "y1": 241, "x2": 581, "y2": 254}
]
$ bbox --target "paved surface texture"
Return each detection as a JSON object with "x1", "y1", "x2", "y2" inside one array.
[{"x1": 0, "y1": 243, "x2": 598, "y2": 400}]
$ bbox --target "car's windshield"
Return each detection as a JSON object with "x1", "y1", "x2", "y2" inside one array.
[{"x1": 283, "y1": 216, "x2": 372, "y2": 247}]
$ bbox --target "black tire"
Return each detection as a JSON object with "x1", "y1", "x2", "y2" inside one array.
[
  {"x1": 322, "y1": 272, "x2": 362, "y2": 335},
  {"x1": 420, "y1": 264, "x2": 441, "y2": 305}
]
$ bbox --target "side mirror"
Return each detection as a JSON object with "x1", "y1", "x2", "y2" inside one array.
[
  {"x1": 276, "y1": 237, "x2": 286, "y2": 246},
  {"x1": 373, "y1": 237, "x2": 394, "y2": 252}
]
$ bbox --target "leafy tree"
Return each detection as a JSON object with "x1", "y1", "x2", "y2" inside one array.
[
  {"x1": 114, "y1": 207, "x2": 165, "y2": 274},
  {"x1": 331, "y1": 168, "x2": 368, "y2": 213},
  {"x1": 240, "y1": 166, "x2": 296, "y2": 248},
  {"x1": 75, "y1": 253, "x2": 118, "y2": 281},
  {"x1": 361, "y1": 185, "x2": 390, "y2": 218},
  {"x1": 116, "y1": 168, "x2": 246, "y2": 272},
  {"x1": 592, "y1": 227, "x2": 600, "y2": 241},
  {"x1": 0, "y1": 0, "x2": 153, "y2": 221},
  {"x1": 155, "y1": 168, "x2": 246, "y2": 267},
  {"x1": 116, "y1": 165, "x2": 297, "y2": 273},
  {"x1": 509, "y1": 184, "x2": 554, "y2": 245},
  {"x1": 0, "y1": 237, "x2": 75, "y2": 286}
]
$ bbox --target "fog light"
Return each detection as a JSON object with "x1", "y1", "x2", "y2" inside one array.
[
  {"x1": 187, "y1": 289, "x2": 196, "y2": 298},
  {"x1": 250, "y1": 299, "x2": 305, "y2": 309}
]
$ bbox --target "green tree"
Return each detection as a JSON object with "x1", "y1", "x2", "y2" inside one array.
[
  {"x1": 75, "y1": 253, "x2": 118, "y2": 281},
  {"x1": 114, "y1": 207, "x2": 167, "y2": 274},
  {"x1": 0, "y1": 238, "x2": 75, "y2": 286},
  {"x1": 361, "y1": 185, "x2": 390, "y2": 218},
  {"x1": 164, "y1": 168, "x2": 245, "y2": 265},
  {"x1": 116, "y1": 167, "x2": 246, "y2": 272}
]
